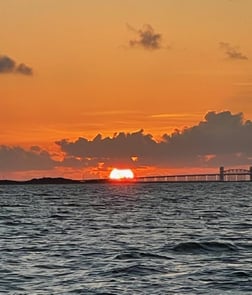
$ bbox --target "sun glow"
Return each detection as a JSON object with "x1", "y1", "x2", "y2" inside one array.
[{"x1": 109, "y1": 168, "x2": 134, "y2": 180}]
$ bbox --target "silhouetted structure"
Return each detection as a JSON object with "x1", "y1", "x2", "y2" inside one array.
[
  {"x1": 219, "y1": 166, "x2": 224, "y2": 181},
  {"x1": 136, "y1": 166, "x2": 252, "y2": 183},
  {"x1": 1, "y1": 167, "x2": 252, "y2": 185}
]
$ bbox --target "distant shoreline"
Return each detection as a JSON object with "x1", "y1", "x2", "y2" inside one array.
[
  {"x1": 1, "y1": 176, "x2": 252, "y2": 185},
  {"x1": 0, "y1": 177, "x2": 91, "y2": 185},
  {"x1": 0, "y1": 177, "x2": 81, "y2": 185},
  {"x1": 0, "y1": 177, "x2": 132, "y2": 185}
]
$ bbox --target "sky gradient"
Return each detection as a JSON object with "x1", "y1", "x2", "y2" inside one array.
[{"x1": 1, "y1": 0, "x2": 252, "y2": 179}]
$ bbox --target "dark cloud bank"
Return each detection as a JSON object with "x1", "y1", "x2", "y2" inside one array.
[
  {"x1": 0, "y1": 146, "x2": 56, "y2": 172},
  {"x1": 56, "y1": 111, "x2": 252, "y2": 169},
  {"x1": 0, "y1": 55, "x2": 33, "y2": 75},
  {"x1": 1, "y1": 111, "x2": 252, "y2": 173}
]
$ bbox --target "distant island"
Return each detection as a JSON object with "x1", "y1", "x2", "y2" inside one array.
[
  {"x1": 0, "y1": 177, "x2": 134, "y2": 185},
  {"x1": 0, "y1": 177, "x2": 83, "y2": 185},
  {"x1": 0, "y1": 177, "x2": 119, "y2": 185}
]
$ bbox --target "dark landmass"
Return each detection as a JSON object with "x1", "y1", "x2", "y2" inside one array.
[
  {"x1": 0, "y1": 177, "x2": 136, "y2": 185},
  {"x1": 0, "y1": 177, "x2": 83, "y2": 185}
]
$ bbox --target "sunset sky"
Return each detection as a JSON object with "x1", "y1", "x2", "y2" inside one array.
[{"x1": 1, "y1": 0, "x2": 252, "y2": 180}]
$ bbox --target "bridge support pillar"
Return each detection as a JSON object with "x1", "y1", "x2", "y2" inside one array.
[
  {"x1": 250, "y1": 166, "x2": 252, "y2": 181},
  {"x1": 219, "y1": 166, "x2": 224, "y2": 181}
]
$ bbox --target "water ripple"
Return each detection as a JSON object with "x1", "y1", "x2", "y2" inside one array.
[
  {"x1": 171, "y1": 241, "x2": 238, "y2": 253},
  {"x1": 0, "y1": 182, "x2": 251, "y2": 294}
]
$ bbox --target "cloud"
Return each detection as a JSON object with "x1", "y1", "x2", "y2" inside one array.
[
  {"x1": 0, "y1": 55, "x2": 33, "y2": 75},
  {"x1": 56, "y1": 111, "x2": 252, "y2": 169},
  {"x1": 150, "y1": 113, "x2": 199, "y2": 119},
  {"x1": 2, "y1": 111, "x2": 252, "y2": 177},
  {"x1": 0, "y1": 56, "x2": 15, "y2": 73},
  {"x1": 128, "y1": 24, "x2": 163, "y2": 50},
  {"x1": 16, "y1": 63, "x2": 33, "y2": 75},
  {"x1": 0, "y1": 146, "x2": 56, "y2": 171},
  {"x1": 219, "y1": 42, "x2": 248, "y2": 60},
  {"x1": 56, "y1": 130, "x2": 156, "y2": 161}
]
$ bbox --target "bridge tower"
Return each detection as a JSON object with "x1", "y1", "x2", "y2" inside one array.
[{"x1": 219, "y1": 166, "x2": 224, "y2": 181}]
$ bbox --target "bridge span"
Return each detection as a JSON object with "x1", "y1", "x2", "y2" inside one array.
[{"x1": 136, "y1": 166, "x2": 252, "y2": 183}]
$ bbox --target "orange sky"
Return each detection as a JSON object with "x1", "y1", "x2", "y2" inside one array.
[{"x1": 1, "y1": 0, "x2": 252, "y2": 179}]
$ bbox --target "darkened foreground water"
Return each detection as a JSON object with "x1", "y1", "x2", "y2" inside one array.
[{"x1": 0, "y1": 182, "x2": 251, "y2": 294}]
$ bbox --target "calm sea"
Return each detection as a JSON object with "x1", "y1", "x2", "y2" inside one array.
[{"x1": 0, "y1": 182, "x2": 251, "y2": 294}]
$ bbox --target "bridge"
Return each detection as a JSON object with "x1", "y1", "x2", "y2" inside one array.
[{"x1": 136, "y1": 166, "x2": 252, "y2": 183}]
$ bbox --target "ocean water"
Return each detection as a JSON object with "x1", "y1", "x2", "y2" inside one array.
[{"x1": 0, "y1": 182, "x2": 251, "y2": 295}]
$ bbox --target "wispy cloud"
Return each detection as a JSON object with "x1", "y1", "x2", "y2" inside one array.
[
  {"x1": 16, "y1": 63, "x2": 33, "y2": 75},
  {"x1": 127, "y1": 24, "x2": 164, "y2": 50},
  {"x1": 151, "y1": 113, "x2": 201, "y2": 119},
  {"x1": 0, "y1": 55, "x2": 33, "y2": 75},
  {"x1": 219, "y1": 42, "x2": 248, "y2": 60}
]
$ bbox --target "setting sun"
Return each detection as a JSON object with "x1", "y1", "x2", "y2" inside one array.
[{"x1": 109, "y1": 168, "x2": 134, "y2": 180}]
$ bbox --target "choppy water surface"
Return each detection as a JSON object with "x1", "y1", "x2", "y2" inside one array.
[{"x1": 0, "y1": 182, "x2": 251, "y2": 294}]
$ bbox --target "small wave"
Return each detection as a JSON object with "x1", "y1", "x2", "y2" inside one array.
[
  {"x1": 114, "y1": 251, "x2": 171, "y2": 260},
  {"x1": 3, "y1": 220, "x2": 20, "y2": 226},
  {"x1": 106, "y1": 264, "x2": 164, "y2": 277},
  {"x1": 206, "y1": 280, "x2": 252, "y2": 292},
  {"x1": 49, "y1": 214, "x2": 66, "y2": 220},
  {"x1": 232, "y1": 222, "x2": 252, "y2": 230},
  {"x1": 0, "y1": 204, "x2": 24, "y2": 207},
  {"x1": 35, "y1": 192, "x2": 55, "y2": 197},
  {"x1": 231, "y1": 270, "x2": 251, "y2": 278},
  {"x1": 61, "y1": 203, "x2": 79, "y2": 207},
  {"x1": 172, "y1": 241, "x2": 238, "y2": 253},
  {"x1": 43, "y1": 196, "x2": 61, "y2": 201}
]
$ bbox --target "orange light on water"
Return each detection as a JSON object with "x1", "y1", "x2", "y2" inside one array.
[{"x1": 109, "y1": 168, "x2": 134, "y2": 180}]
